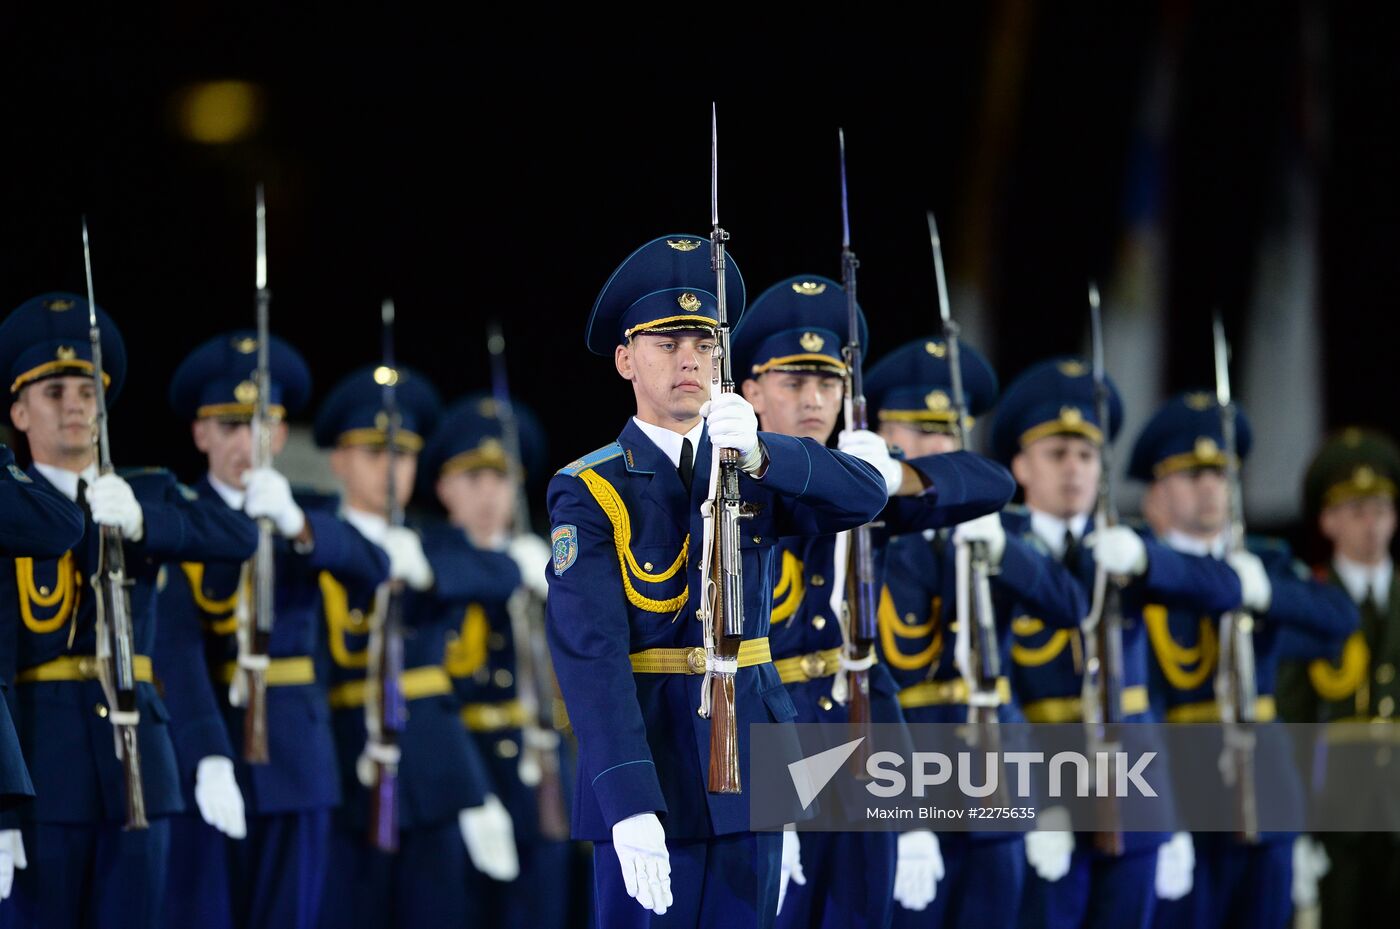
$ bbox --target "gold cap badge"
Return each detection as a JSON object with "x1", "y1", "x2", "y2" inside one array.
[
  {"x1": 925, "y1": 390, "x2": 950, "y2": 411},
  {"x1": 1185, "y1": 392, "x2": 1214, "y2": 411},
  {"x1": 1058, "y1": 361, "x2": 1087, "y2": 377},
  {"x1": 233, "y1": 337, "x2": 257, "y2": 354},
  {"x1": 799, "y1": 331, "x2": 826, "y2": 353},
  {"x1": 1355, "y1": 465, "x2": 1377, "y2": 489},
  {"x1": 234, "y1": 380, "x2": 258, "y2": 405},
  {"x1": 792, "y1": 281, "x2": 828, "y2": 296},
  {"x1": 925, "y1": 341, "x2": 946, "y2": 358},
  {"x1": 666, "y1": 239, "x2": 701, "y2": 252},
  {"x1": 1060, "y1": 406, "x2": 1084, "y2": 426},
  {"x1": 1195, "y1": 436, "x2": 1220, "y2": 460},
  {"x1": 678, "y1": 292, "x2": 702, "y2": 312},
  {"x1": 44, "y1": 298, "x2": 75, "y2": 312},
  {"x1": 55, "y1": 346, "x2": 77, "y2": 361}
]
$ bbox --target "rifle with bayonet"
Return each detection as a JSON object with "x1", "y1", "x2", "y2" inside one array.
[
  {"x1": 81, "y1": 218, "x2": 148, "y2": 830},
  {"x1": 239, "y1": 184, "x2": 275, "y2": 763},
  {"x1": 1211, "y1": 314, "x2": 1259, "y2": 842},
  {"x1": 696, "y1": 103, "x2": 746, "y2": 794},
  {"x1": 487, "y1": 323, "x2": 569, "y2": 840},
  {"x1": 836, "y1": 129, "x2": 878, "y2": 768},
  {"x1": 1082, "y1": 282, "x2": 1126, "y2": 853},
  {"x1": 365, "y1": 299, "x2": 408, "y2": 851}
]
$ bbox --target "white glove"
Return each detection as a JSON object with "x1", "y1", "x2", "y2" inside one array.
[
  {"x1": 837, "y1": 429, "x2": 904, "y2": 497},
  {"x1": 88, "y1": 473, "x2": 144, "y2": 542},
  {"x1": 1025, "y1": 830, "x2": 1074, "y2": 882},
  {"x1": 242, "y1": 467, "x2": 306, "y2": 538},
  {"x1": 1227, "y1": 551, "x2": 1273, "y2": 612},
  {"x1": 612, "y1": 811, "x2": 672, "y2": 916},
  {"x1": 194, "y1": 756, "x2": 247, "y2": 840},
  {"x1": 0, "y1": 829, "x2": 25, "y2": 900},
  {"x1": 1086, "y1": 526, "x2": 1147, "y2": 577},
  {"x1": 894, "y1": 830, "x2": 943, "y2": 911},
  {"x1": 383, "y1": 527, "x2": 434, "y2": 591},
  {"x1": 1155, "y1": 832, "x2": 1194, "y2": 900},
  {"x1": 460, "y1": 793, "x2": 519, "y2": 881},
  {"x1": 1291, "y1": 835, "x2": 1330, "y2": 908},
  {"x1": 776, "y1": 828, "x2": 805, "y2": 914},
  {"x1": 507, "y1": 534, "x2": 551, "y2": 600},
  {"x1": 701, "y1": 392, "x2": 763, "y2": 474},
  {"x1": 953, "y1": 513, "x2": 1007, "y2": 566}
]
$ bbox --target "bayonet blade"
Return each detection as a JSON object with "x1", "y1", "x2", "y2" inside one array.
[
  {"x1": 927, "y1": 211, "x2": 952, "y2": 325},
  {"x1": 1213, "y1": 312, "x2": 1232, "y2": 407},
  {"x1": 1089, "y1": 282, "x2": 1105, "y2": 384},
  {"x1": 710, "y1": 103, "x2": 719, "y2": 228},
  {"x1": 839, "y1": 128, "x2": 851, "y2": 250},
  {"x1": 256, "y1": 184, "x2": 268, "y2": 291},
  {"x1": 81, "y1": 217, "x2": 97, "y2": 328}
]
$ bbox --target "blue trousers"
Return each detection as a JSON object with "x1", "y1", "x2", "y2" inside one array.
[
  {"x1": 464, "y1": 837, "x2": 576, "y2": 929},
  {"x1": 3, "y1": 818, "x2": 171, "y2": 929},
  {"x1": 163, "y1": 813, "x2": 231, "y2": 929},
  {"x1": 317, "y1": 816, "x2": 484, "y2": 929},
  {"x1": 891, "y1": 834, "x2": 1025, "y2": 929},
  {"x1": 1019, "y1": 846, "x2": 1157, "y2": 929},
  {"x1": 776, "y1": 831, "x2": 896, "y2": 929},
  {"x1": 593, "y1": 831, "x2": 782, "y2": 929},
  {"x1": 1151, "y1": 834, "x2": 1291, "y2": 929},
  {"x1": 228, "y1": 809, "x2": 330, "y2": 929}
]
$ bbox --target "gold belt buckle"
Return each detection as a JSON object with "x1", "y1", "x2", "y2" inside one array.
[
  {"x1": 76, "y1": 656, "x2": 97, "y2": 678},
  {"x1": 686, "y1": 647, "x2": 707, "y2": 675},
  {"x1": 801, "y1": 652, "x2": 827, "y2": 679}
]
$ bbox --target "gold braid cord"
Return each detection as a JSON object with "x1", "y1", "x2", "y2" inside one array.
[{"x1": 578, "y1": 470, "x2": 689, "y2": 614}]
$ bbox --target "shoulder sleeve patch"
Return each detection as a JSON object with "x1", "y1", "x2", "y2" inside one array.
[
  {"x1": 7, "y1": 463, "x2": 32, "y2": 483},
  {"x1": 557, "y1": 442, "x2": 623, "y2": 477},
  {"x1": 551, "y1": 524, "x2": 579, "y2": 576}
]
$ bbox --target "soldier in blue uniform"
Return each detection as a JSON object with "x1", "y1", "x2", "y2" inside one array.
[
  {"x1": 426, "y1": 394, "x2": 579, "y2": 929},
  {"x1": 545, "y1": 235, "x2": 889, "y2": 928},
  {"x1": 1129, "y1": 393, "x2": 1358, "y2": 929},
  {"x1": 0, "y1": 444, "x2": 86, "y2": 901},
  {"x1": 157, "y1": 332, "x2": 392, "y2": 929},
  {"x1": 989, "y1": 364, "x2": 1243, "y2": 929},
  {"x1": 872, "y1": 344, "x2": 1090, "y2": 929},
  {"x1": 728, "y1": 276, "x2": 1016, "y2": 929},
  {"x1": 311, "y1": 365, "x2": 521, "y2": 929},
  {"x1": 0, "y1": 293, "x2": 258, "y2": 929}
]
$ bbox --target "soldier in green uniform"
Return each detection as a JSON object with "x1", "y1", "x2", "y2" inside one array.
[{"x1": 1277, "y1": 427, "x2": 1400, "y2": 929}]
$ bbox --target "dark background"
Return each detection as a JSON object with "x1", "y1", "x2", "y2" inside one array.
[{"x1": 2, "y1": 3, "x2": 1395, "y2": 559}]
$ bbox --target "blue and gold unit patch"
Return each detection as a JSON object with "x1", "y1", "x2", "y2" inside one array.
[{"x1": 552, "y1": 524, "x2": 578, "y2": 576}]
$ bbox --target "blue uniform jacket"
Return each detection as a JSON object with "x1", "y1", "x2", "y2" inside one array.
[
  {"x1": 445, "y1": 556, "x2": 572, "y2": 846},
  {"x1": 0, "y1": 446, "x2": 85, "y2": 806},
  {"x1": 318, "y1": 521, "x2": 520, "y2": 831},
  {"x1": 154, "y1": 479, "x2": 390, "y2": 816},
  {"x1": 544, "y1": 420, "x2": 888, "y2": 841},
  {"x1": 1, "y1": 465, "x2": 256, "y2": 824}
]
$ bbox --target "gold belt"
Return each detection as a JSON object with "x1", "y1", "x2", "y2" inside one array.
[
  {"x1": 216, "y1": 657, "x2": 316, "y2": 687},
  {"x1": 1166, "y1": 695, "x2": 1277, "y2": 723},
  {"x1": 327, "y1": 666, "x2": 453, "y2": 709},
  {"x1": 629, "y1": 637, "x2": 772, "y2": 674},
  {"x1": 461, "y1": 699, "x2": 529, "y2": 732},
  {"x1": 15, "y1": 654, "x2": 154, "y2": 684},
  {"x1": 775, "y1": 647, "x2": 846, "y2": 684},
  {"x1": 899, "y1": 677, "x2": 1011, "y2": 709},
  {"x1": 1022, "y1": 686, "x2": 1151, "y2": 723}
]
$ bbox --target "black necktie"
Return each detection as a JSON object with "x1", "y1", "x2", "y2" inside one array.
[
  {"x1": 76, "y1": 477, "x2": 90, "y2": 516},
  {"x1": 678, "y1": 438, "x2": 694, "y2": 492},
  {"x1": 1063, "y1": 528, "x2": 1081, "y2": 573}
]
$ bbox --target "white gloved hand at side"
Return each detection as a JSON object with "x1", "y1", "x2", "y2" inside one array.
[
  {"x1": 1227, "y1": 551, "x2": 1273, "y2": 613},
  {"x1": 953, "y1": 513, "x2": 1007, "y2": 566},
  {"x1": 612, "y1": 811, "x2": 672, "y2": 916},
  {"x1": 88, "y1": 473, "x2": 144, "y2": 542},
  {"x1": 0, "y1": 829, "x2": 25, "y2": 900},
  {"x1": 383, "y1": 527, "x2": 434, "y2": 591},
  {"x1": 194, "y1": 755, "x2": 247, "y2": 840},
  {"x1": 776, "y1": 827, "x2": 806, "y2": 915},
  {"x1": 1085, "y1": 526, "x2": 1148, "y2": 577},
  {"x1": 893, "y1": 830, "x2": 943, "y2": 911},
  {"x1": 507, "y1": 534, "x2": 551, "y2": 600},
  {"x1": 837, "y1": 429, "x2": 904, "y2": 497},
  {"x1": 1291, "y1": 834, "x2": 1330, "y2": 908},
  {"x1": 242, "y1": 467, "x2": 306, "y2": 538},
  {"x1": 459, "y1": 793, "x2": 519, "y2": 881},
  {"x1": 701, "y1": 392, "x2": 763, "y2": 474},
  {"x1": 1155, "y1": 832, "x2": 1195, "y2": 900},
  {"x1": 1025, "y1": 830, "x2": 1075, "y2": 882}
]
